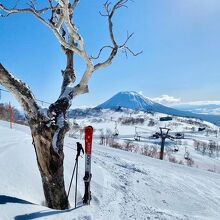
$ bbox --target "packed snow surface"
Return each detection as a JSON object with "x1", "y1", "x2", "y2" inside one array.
[{"x1": 0, "y1": 120, "x2": 220, "y2": 220}]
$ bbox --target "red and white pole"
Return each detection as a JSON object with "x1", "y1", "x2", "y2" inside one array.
[{"x1": 9, "y1": 102, "x2": 13, "y2": 129}]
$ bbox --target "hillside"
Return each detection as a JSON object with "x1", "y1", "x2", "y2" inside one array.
[
  {"x1": 1, "y1": 120, "x2": 220, "y2": 219},
  {"x1": 69, "y1": 109, "x2": 220, "y2": 174},
  {"x1": 96, "y1": 91, "x2": 220, "y2": 125}
]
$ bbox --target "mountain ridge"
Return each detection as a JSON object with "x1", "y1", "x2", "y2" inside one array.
[{"x1": 96, "y1": 91, "x2": 220, "y2": 125}]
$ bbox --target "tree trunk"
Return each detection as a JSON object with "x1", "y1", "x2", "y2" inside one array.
[{"x1": 30, "y1": 121, "x2": 69, "y2": 210}]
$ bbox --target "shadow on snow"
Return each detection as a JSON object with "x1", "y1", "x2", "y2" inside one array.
[
  {"x1": 14, "y1": 205, "x2": 84, "y2": 220},
  {"x1": 0, "y1": 195, "x2": 85, "y2": 220},
  {"x1": 0, "y1": 195, "x2": 33, "y2": 205}
]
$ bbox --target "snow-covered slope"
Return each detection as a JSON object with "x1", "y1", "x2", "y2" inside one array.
[
  {"x1": 1, "y1": 120, "x2": 220, "y2": 220},
  {"x1": 96, "y1": 91, "x2": 220, "y2": 125},
  {"x1": 70, "y1": 109, "x2": 220, "y2": 173}
]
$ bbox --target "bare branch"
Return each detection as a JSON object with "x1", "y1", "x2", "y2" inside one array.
[
  {"x1": 27, "y1": 0, "x2": 37, "y2": 11},
  {"x1": 90, "y1": 46, "x2": 114, "y2": 60},
  {"x1": 94, "y1": 0, "x2": 141, "y2": 71},
  {"x1": 94, "y1": 48, "x2": 117, "y2": 71},
  {"x1": 119, "y1": 31, "x2": 134, "y2": 48},
  {"x1": 93, "y1": 0, "x2": 129, "y2": 70},
  {"x1": 1, "y1": 0, "x2": 141, "y2": 116},
  {"x1": 123, "y1": 46, "x2": 143, "y2": 56},
  {"x1": 0, "y1": 3, "x2": 51, "y2": 17},
  {"x1": 0, "y1": 2, "x2": 83, "y2": 56},
  {"x1": 61, "y1": 1, "x2": 94, "y2": 69},
  {"x1": 72, "y1": 0, "x2": 80, "y2": 11}
]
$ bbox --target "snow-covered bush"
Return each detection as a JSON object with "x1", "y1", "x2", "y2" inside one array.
[
  {"x1": 142, "y1": 145, "x2": 158, "y2": 158},
  {"x1": 124, "y1": 140, "x2": 136, "y2": 152},
  {"x1": 186, "y1": 158, "x2": 194, "y2": 167},
  {"x1": 168, "y1": 155, "x2": 178, "y2": 163},
  {"x1": 148, "y1": 118, "x2": 155, "y2": 127},
  {"x1": 119, "y1": 117, "x2": 145, "y2": 125}
]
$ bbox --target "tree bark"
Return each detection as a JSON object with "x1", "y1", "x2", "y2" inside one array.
[
  {"x1": 0, "y1": 63, "x2": 70, "y2": 209},
  {"x1": 30, "y1": 120, "x2": 69, "y2": 210}
]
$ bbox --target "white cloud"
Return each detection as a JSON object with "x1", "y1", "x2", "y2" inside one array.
[
  {"x1": 151, "y1": 95, "x2": 181, "y2": 105},
  {"x1": 176, "y1": 100, "x2": 220, "y2": 106}
]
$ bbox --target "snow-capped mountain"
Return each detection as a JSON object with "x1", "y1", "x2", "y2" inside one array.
[
  {"x1": 96, "y1": 91, "x2": 220, "y2": 125},
  {"x1": 96, "y1": 91, "x2": 192, "y2": 115},
  {"x1": 97, "y1": 91, "x2": 154, "y2": 111}
]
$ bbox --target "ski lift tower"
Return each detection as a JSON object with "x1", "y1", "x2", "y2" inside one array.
[{"x1": 159, "y1": 127, "x2": 172, "y2": 160}]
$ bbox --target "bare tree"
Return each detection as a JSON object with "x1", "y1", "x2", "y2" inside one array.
[{"x1": 0, "y1": 0, "x2": 141, "y2": 209}]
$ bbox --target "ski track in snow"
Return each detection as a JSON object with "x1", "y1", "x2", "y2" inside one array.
[
  {"x1": 91, "y1": 145, "x2": 220, "y2": 220},
  {"x1": 92, "y1": 149, "x2": 188, "y2": 220}
]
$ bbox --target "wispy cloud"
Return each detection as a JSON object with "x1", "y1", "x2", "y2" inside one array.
[
  {"x1": 138, "y1": 92, "x2": 220, "y2": 106},
  {"x1": 176, "y1": 101, "x2": 220, "y2": 106},
  {"x1": 151, "y1": 95, "x2": 181, "y2": 105}
]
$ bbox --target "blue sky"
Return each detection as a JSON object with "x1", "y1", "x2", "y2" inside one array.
[{"x1": 1, "y1": 0, "x2": 220, "y2": 109}]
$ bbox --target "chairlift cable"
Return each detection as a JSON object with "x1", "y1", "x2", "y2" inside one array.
[{"x1": 0, "y1": 88, "x2": 52, "y2": 106}]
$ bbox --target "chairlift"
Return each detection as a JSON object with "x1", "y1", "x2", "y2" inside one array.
[
  {"x1": 113, "y1": 132, "x2": 119, "y2": 137},
  {"x1": 173, "y1": 144, "x2": 179, "y2": 152},
  {"x1": 149, "y1": 132, "x2": 160, "y2": 139},
  {"x1": 184, "y1": 147, "x2": 190, "y2": 160},
  {"x1": 175, "y1": 132, "x2": 184, "y2": 139},
  {"x1": 113, "y1": 121, "x2": 119, "y2": 137},
  {"x1": 134, "y1": 127, "x2": 141, "y2": 141},
  {"x1": 184, "y1": 152, "x2": 190, "y2": 160},
  {"x1": 134, "y1": 134, "x2": 140, "y2": 141}
]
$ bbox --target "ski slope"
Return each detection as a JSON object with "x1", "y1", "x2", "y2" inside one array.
[
  {"x1": 72, "y1": 109, "x2": 220, "y2": 173},
  {"x1": 0, "y1": 121, "x2": 220, "y2": 220}
]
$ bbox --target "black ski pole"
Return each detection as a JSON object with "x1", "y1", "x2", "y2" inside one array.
[
  {"x1": 75, "y1": 159, "x2": 78, "y2": 208},
  {"x1": 67, "y1": 142, "x2": 84, "y2": 201},
  {"x1": 67, "y1": 158, "x2": 77, "y2": 198}
]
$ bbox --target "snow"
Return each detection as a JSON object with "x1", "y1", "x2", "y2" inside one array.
[
  {"x1": 97, "y1": 91, "x2": 156, "y2": 111},
  {"x1": 70, "y1": 109, "x2": 220, "y2": 173},
  {"x1": 0, "y1": 120, "x2": 220, "y2": 219},
  {"x1": 96, "y1": 91, "x2": 220, "y2": 125},
  {"x1": 52, "y1": 114, "x2": 65, "y2": 153}
]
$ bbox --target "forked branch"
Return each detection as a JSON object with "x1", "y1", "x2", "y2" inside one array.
[
  {"x1": 93, "y1": 0, "x2": 142, "y2": 70},
  {"x1": 0, "y1": 0, "x2": 141, "y2": 113}
]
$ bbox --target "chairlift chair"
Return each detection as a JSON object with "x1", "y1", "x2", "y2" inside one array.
[
  {"x1": 113, "y1": 121, "x2": 119, "y2": 137},
  {"x1": 151, "y1": 132, "x2": 160, "y2": 139},
  {"x1": 113, "y1": 131, "x2": 119, "y2": 137},
  {"x1": 134, "y1": 127, "x2": 141, "y2": 141},
  {"x1": 184, "y1": 147, "x2": 190, "y2": 160},
  {"x1": 173, "y1": 144, "x2": 179, "y2": 152},
  {"x1": 134, "y1": 134, "x2": 141, "y2": 141}
]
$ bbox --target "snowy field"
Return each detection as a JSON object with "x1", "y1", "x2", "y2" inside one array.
[
  {"x1": 70, "y1": 109, "x2": 220, "y2": 173},
  {"x1": 0, "y1": 120, "x2": 220, "y2": 220}
]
